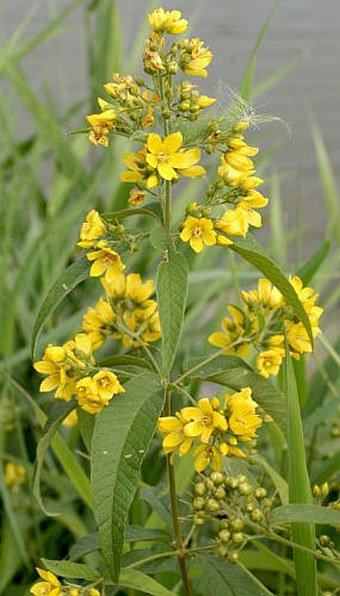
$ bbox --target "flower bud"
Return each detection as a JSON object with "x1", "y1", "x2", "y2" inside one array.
[
  {"x1": 254, "y1": 487, "x2": 267, "y2": 500},
  {"x1": 219, "y1": 529, "x2": 231, "y2": 544},
  {"x1": 194, "y1": 482, "x2": 206, "y2": 496},
  {"x1": 206, "y1": 498, "x2": 220, "y2": 513},
  {"x1": 210, "y1": 471, "x2": 224, "y2": 485},
  {"x1": 193, "y1": 497, "x2": 206, "y2": 511},
  {"x1": 232, "y1": 532, "x2": 245, "y2": 544}
]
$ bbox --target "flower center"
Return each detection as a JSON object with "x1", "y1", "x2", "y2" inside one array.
[
  {"x1": 156, "y1": 151, "x2": 170, "y2": 163},
  {"x1": 192, "y1": 227, "x2": 202, "y2": 237}
]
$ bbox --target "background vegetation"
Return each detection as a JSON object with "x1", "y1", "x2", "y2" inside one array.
[{"x1": 0, "y1": 1, "x2": 339, "y2": 594}]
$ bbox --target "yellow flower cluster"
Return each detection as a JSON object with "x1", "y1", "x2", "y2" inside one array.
[
  {"x1": 121, "y1": 132, "x2": 205, "y2": 188},
  {"x1": 209, "y1": 277, "x2": 323, "y2": 377},
  {"x1": 158, "y1": 388, "x2": 262, "y2": 472},
  {"x1": 179, "y1": 122, "x2": 268, "y2": 253},
  {"x1": 4, "y1": 462, "x2": 26, "y2": 488},
  {"x1": 82, "y1": 272, "x2": 161, "y2": 350},
  {"x1": 30, "y1": 567, "x2": 100, "y2": 596},
  {"x1": 77, "y1": 210, "x2": 126, "y2": 283},
  {"x1": 34, "y1": 334, "x2": 124, "y2": 414},
  {"x1": 86, "y1": 74, "x2": 159, "y2": 146}
]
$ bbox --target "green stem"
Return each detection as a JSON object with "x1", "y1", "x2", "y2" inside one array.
[
  {"x1": 164, "y1": 386, "x2": 191, "y2": 596},
  {"x1": 175, "y1": 349, "x2": 225, "y2": 385}
]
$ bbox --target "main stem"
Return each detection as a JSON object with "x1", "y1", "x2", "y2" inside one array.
[
  {"x1": 164, "y1": 387, "x2": 191, "y2": 596},
  {"x1": 157, "y1": 72, "x2": 191, "y2": 595}
]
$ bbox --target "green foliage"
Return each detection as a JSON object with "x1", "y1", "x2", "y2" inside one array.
[{"x1": 91, "y1": 373, "x2": 163, "y2": 581}]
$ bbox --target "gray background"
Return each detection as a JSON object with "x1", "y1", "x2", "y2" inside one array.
[{"x1": 2, "y1": 0, "x2": 340, "y2": 257}]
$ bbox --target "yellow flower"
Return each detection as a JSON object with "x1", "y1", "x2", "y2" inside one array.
[
  {"x1": 181, "y1": 397, "x2": 227, "y2": 443},
  {"x1": 93, "y1": 370, "x2": 125, "y2": 401},
  {"x1": 87, "y1": 241, "x2": 125, "y2": 283},
  {"x1": 34, "y1": 335, "x2": 94, "y2": 402},
  {"x1": 121, "y1": 301, "x2": 161, "y2": 347},
  {"x1": 181, "y1": 38, "x2": 213, "y2": 78},
  {"x1": 62, "y1": 409, "x2": 78, "y2": 428},
  {"x1": 76, "y1": 371, "x2": 124, "y2": 415},
  {"x1": 82, "y1": 298, "x2": 116, "y2": 350},
  {"x1": 121, "y1": 147, "x2": 159, "y2": 189},
  {"x1": 215, "y1": 207, "x2": 249, "y2": 238},
  {"x1": 30, "y1": 568, "x2": 62, "y2": 596},
  {"x1": 4, "y1": 462, "x2": 26, "y2": 488},
  {"x1": 86, "y1": 109, "x2": 116, "y2": 147},
  {"x1": 158, "y1": 413, "x2": 194, "y2": 456},
  {"x1": 77, "y1": 209, "x2": 106, "y2": 249},
  {"x1": 208, "y1": 305, "x2": 250, "y2": 356},
  {"x1": 145, "y1": 132, "x2": 204, "y2": 181},
  {"x1": 226, "y1": 387, "x2": 262, "y2": 442},
  {"x1": 194, "y1": 444, "x2": 222, "y2": 472},
  {"x1": 142, "y1": 106, "x2": 155, "y2": 127},
  {"x1": 125, "y1": 273, "x2": 154, "y2": 304},
  {"x1": 128, "y1": 188, "x2": 146, "y2": 207},
  {"x1": 256, "y1": 348, "x2": 284, "y2": 378},
  {"x1": 148, "y1": 8, "x2": 188, "y2": 34},
  {"x1": 179, "y1": 216, "x2": 216, "y2": 253},
  {"x1": 242, "y1": 279, "x2": 284, "y2": 312},
  {"x1": 286, "y1": 322, "x2": 316, "y2": 357}
]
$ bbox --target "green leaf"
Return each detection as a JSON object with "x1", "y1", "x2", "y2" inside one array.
[
  {"x1": 270, "y1": 504, "x2": 340, "y2": 527},
  {"x1": 185, "y1": 355, "x2": 286, "y2": 431},
  {"x1": 283, "y1": 343, "x2": 317, "y2": 596},
  {"x1": 91, "y1": 373, "x2": 163, "y2": 581},
  {"x1": 296, "y1": 241, "x2": 331, "y2": 285},
  {"x1": 41, "y1": 558, "x2": 100, "y2": 581},
  {"x1": 124, "y1": 525, "x2": 169, "y2": 543},
  {"x1": 230, "y1": 235, "x2": 313, "y2": 347},
  {"x1": 33, "y1": 401, "x2": 78, "y2": 516},
  {"x1": 118, "y1": 568, "x2": 174, "y2": 596},
  {"x1": 240, "y1": 541, "x2": 295, "y2": 579},
  {"x1": 31, "y1": 257, "x2": 90, "y2": 359},
  {"x1": 98, "y1": 354, "x2": 153, "y2": 370},
  {"x1": 69, "y1": 533, "x2": 99, "y2": 560},
  {"x1": 157, "y1": 249, "x2": 188, "y2": 375},
  {"x1": 193, "y1": 554, "x2": 273, "y2": 595}
]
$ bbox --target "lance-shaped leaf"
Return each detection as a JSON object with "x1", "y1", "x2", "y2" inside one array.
[
  {"x1": 193, "y1": 554, "x2": 273, "y2": 595},
  {"x1": 184, "y1": 355, "x2": 286, "y2": 431},
  {"x1": 283, "y1": 343, "x2": 317, "y2": 596},
  {"x1": 270, "y1": 504, "x2": 340, "y2": 527},
  {"x1": 40, "y1": 559, "x2": 100, "y2": 581},
  {"x1": 118, "y1": 568, "x2": 174, "y2": 595},
  {"x1": 157, "y1": 249, "x2": 188, "y2": 376},
  {"x1": 31, "y1": 257, "x2": 90, "y2": 359},
  {"x1": 91, "y1": 373, "x2": 163, "y2": 581},
  {"x1": 230, "y1": 235, "x2": 313, "y2": 347}
]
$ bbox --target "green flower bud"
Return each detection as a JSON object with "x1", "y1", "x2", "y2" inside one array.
[
  {"x1": 214, "y1": 487, "x2": 226, "y2": 500},
  {"x1": 238, "y1": 482, "x2": 252, "y2": 496},
  {"x1": 206, "y1": 498, "x2": 220, "y2": 513},
  {"x1": 254, "y1": 487, "x2": 267, "y2": 500},
  {"x1": 210, "y1": 471, "x2": 224, "y2": 485},
  {"x1": 231, "y1": 518, "x2": 244, "y2": 531},
  {"x1": 232, "y1": 532, "x2": 245, "y2": 544},
  {"x1": 193, "y1": 497, "x2": 206, "y2": 511},
  {"x1": 194, "y1": 482, "x2": 206, "y2": 496},
  {"x1": 250, "y1": 508, "x2": 264, "y2": 523},
  {"x1": 219, "y1": 529, "x2": 231, "y2": 544}
]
